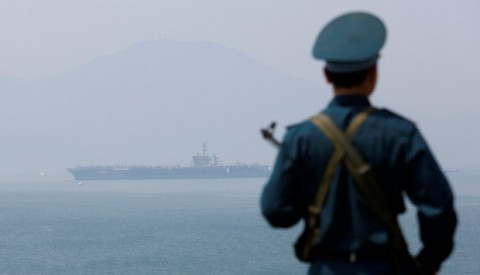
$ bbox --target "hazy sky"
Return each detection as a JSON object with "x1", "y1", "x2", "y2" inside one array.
[
  {"x1": 0, "y1": 1, "x2": 478, "y2": 110},
  {"x1": 0, "y1": 0, "x2": 479, "y2": 173},
  {"x1": 1, "y1": 1, "x2": 478, "y2": 101},
  {"x1": 0, "y1": 1, "x2": 477, "y2": 83}
]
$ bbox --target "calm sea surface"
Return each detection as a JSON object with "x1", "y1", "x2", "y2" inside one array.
[{"x1": 0, "y1": 172, "x2": 478, "y2": 274}]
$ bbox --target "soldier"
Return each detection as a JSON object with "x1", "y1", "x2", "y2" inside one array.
[{"x1": 261, "y1": 12, "x2": 457, "y2": 275}]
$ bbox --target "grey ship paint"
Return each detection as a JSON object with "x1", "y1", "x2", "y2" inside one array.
[{"x1": 68, "y1": 144, "x2": 270, "y2": 180}]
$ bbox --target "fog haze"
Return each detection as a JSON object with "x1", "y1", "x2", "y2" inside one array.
[{"x1": 0, "y1": 1, "x2": 478, "y2": 178}]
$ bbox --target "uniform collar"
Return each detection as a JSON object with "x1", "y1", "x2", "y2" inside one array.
[{"x1": 328, "y1": 95, "x2": 371, "y2": 108}]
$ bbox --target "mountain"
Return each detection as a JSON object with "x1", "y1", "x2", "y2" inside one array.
[{"x1": 0, "y1": 40, "x2": 327, "y2": 177}]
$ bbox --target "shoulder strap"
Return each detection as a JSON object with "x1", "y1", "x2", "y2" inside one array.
[
  {"x1": 309, "y1": 107, "x2": 375, "y2": 215},
  {"x1": 311, "y1": 108, "x2": 414, "y2": 273},
  {"x1": 311, "y1": 109, "x2": 397, "y2": 223},
  {"x1": 312, "y1": 108, "x2": 394, "y2": 219},
  {"x1": 295, "y1": 108, "x2": 374, "y2": 262}
]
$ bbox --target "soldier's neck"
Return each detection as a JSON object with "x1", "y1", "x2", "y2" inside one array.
[{"x1": 333, "y1": 87, "x2": 372, "y2": 97}]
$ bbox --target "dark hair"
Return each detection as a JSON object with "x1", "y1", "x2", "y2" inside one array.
[{"x1": 325, "y1": 66, "x2": 373, "y2": 88}]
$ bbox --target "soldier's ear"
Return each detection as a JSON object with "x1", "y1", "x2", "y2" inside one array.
[
  {"x1": 323, "y1": 67, "x2": 333, "y2": 84},
  {"x1": 366, "y1": 65, "x2": 377, "y2": 83}
]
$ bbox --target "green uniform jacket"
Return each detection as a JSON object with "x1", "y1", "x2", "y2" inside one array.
[{"x1": 261, "y1": 95, "x2": 457, "y2": 271}]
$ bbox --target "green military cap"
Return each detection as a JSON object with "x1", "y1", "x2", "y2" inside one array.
[{"x1": 312, "y1": 12, "x2": 386, "y2": 73}]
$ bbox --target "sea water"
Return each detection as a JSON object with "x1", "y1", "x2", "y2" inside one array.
[{"x1": 0, "y1": 173, "x2": 477, "y2": 275}]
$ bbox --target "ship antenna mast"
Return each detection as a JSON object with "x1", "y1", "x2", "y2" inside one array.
[{"x1": 202, "y1": 143, "x2": 207, "y2": 156}]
